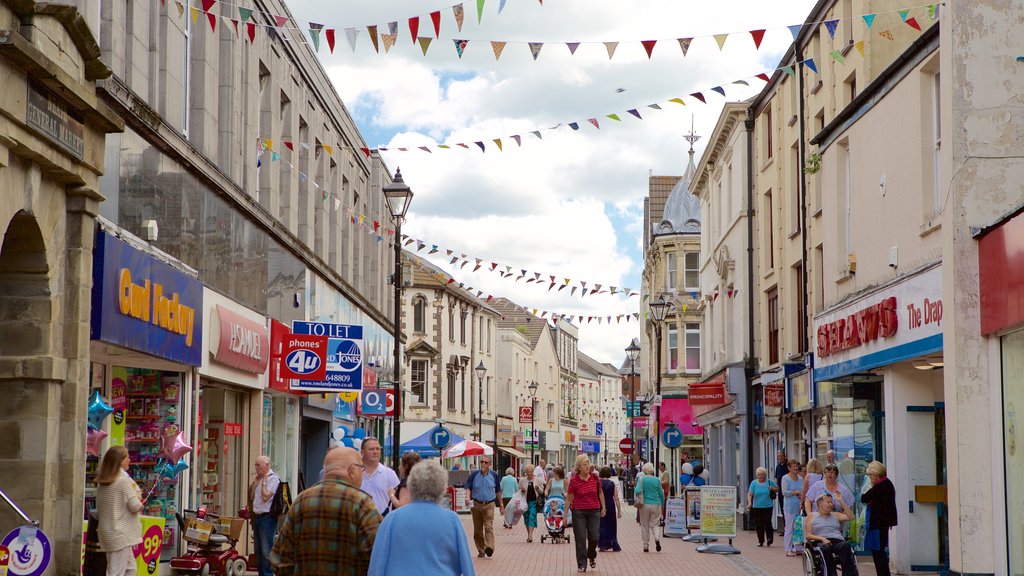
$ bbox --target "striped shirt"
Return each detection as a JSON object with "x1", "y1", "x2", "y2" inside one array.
[
  {"x1": 95, "y1": 470, "x2": 143, "y2": 552},
  {"x1": 270, "y1": 478, "x2": 381, "y2": 576}
]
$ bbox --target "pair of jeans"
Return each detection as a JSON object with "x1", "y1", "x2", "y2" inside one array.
[
  {"x1": 571, "y1": 508, "x2": 600, "y2": 569},
  {"x1": 252, "y1": 513, "x2": 277, "y2": 576},
  {"x1": 751, "y1": 506, "x2": 774, "y2": 545},
  {"x1": 821, "y1": 538, "x2": 859, "y2": 576}
]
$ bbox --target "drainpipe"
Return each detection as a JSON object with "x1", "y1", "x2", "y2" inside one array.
[
  {"x1": 797, "y1": 46, "x2": 811, "y2": 358},
  {"x1": 744, "y1": 108, "x2": 756, "y2": 530}
]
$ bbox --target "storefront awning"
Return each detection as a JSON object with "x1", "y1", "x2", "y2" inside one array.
[{"x1": 497, "y1": 446, "x2": 529, "y2": 459}]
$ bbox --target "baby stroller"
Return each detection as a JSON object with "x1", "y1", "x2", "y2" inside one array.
[{"x1": 539, "y1": 495, "x2": 570, "y2": 544}]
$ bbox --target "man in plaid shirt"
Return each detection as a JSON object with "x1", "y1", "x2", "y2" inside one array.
[{"x1": 271, "y1": 447, "x2": 381, "y2": 575}]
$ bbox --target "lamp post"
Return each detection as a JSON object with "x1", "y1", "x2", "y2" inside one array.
[
  {"x1": 528, "y1": 381, "x2": 539, "y2": 465},
  {"x1": 625, "y1": 339, "x2": 640, "y2": 502},
  {"x1": 384, "y1": 167, "x2": 413, "y2": 469},
  {"x1": 649, "y1": 295, "x2": 669, "y2": 479},
  {"x1": 475, "y1": 361, "x2": 487, "y2": 445}
]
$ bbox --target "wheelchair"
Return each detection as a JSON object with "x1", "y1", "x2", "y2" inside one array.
[{"x1": 801, "y1": 539, "x2": 859, "y2": 576}]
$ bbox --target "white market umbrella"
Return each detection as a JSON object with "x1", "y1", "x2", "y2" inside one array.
[{"x1": 443, "y1": 440, "x2": 493, "y2": 458}]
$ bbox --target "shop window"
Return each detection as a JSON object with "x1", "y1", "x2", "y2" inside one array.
[
  {"x1": 85, "y1": 367, "x2": 184, "y2": 561},
  {"x1": 198, "y1": 386, "x2": 249, "y2": 519},
  {"x1": 410, "y1": 359, "x2": 428, "y2": 406},
  {"x1": 413, "y1": 296, "x2": 426, "y2": 334},
  {"x1": 262, "y1": 395, "x2": 298, "y2": 491},
  {"x1": 665, "y1": 252, "x2": 677, "y2": 292}
]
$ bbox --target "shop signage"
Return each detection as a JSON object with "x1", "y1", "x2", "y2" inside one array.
[
  {"x1": 497, "y1": 427, "x2": 514, "y2": 446},
  {"x1": 580, "y1": 440, "x2": 600, "y2": 453},
  {"x1": 764, "y1": 382, "x2": 785, "y2": 408},
  {"x1": 26, "y1": 80, "x2": 84, "y2": 159},
  {"x1": 627, "y1": 401, "x2": 650, "y2": 417},
  {"x1": 291, "y1": 322, "x2": 364, "y2": 392},
  {"x1": 595, "y1": 422, "x2": 603, "y2": 436},
  {"x1": 280, "y1": 334, "x2": 328, "y2": 382},
  {"x1": 223, "y1": 423, "x2": 242, "y2": 436},
  {"x1": 209, "y1": 305, "x2": 269, "y2": 374},
  {"x1": 688, "y1": 382, "x2": 727, "y2": 405},
  {"x1": 131, "y1": 516, "x2": 165, "y2": 575},
  {"x1": 699, "y1": 486, "x2": 738, "y2": 538},
  {"x1": 631, "y1": 416, "x2": 647, "y2": 428},
  {"x1": 814, "y1": 265, "x2": 943, "y2": 381},
  {"x1": 92, "y1": 230, "x2": 204, "y2": 366},
  {"x1": 518, "y1": 406, "x2": 533, "y2": 423},
  {"x1": 358, "y1": 388, "x2": 395, "y2": 416},
  {"x1": 1, "y1": 526, "x2": 51, "y2": 576},
  {"x1": 790, "y1": 372, "x2": 812, "y2": 412},
  {"x1": 664, "y1": 498, "x2": 687, "y2": 536},
  {"x1": 684, "y1": 487, "x2": 702, "y2": 529}
]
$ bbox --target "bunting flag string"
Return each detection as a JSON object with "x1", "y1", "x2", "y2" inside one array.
[
  {"x1": 163, "y1": 0, "x2": 939, "y2": 60},
  {"x1": 406, "y1": 255, "x2": 642, "y2": 328},
  {"x1": 254, "y1": 16, "x2": 927, "y2": 157}
]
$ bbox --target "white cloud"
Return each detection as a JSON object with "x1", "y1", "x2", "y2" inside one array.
[{"x1": 285, "y1": 0, "x2": 818, "y2": 363}]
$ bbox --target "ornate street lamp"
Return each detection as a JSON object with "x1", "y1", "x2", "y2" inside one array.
[
  {"x1": 649, "y1": 295, "x2": 669, "y2": 476},
  {"x1": 384, "y1": 168, "x2": 413, "y2": 468},
  {"x1": 528, "y1": 381, "x2": 539, "y2": 465},
  {"x1": 475, "y1": 361, "x2": 487, "y2": 444},
  {"x1": 625, "y1": 339, "x2": 641, "y2": 503}
]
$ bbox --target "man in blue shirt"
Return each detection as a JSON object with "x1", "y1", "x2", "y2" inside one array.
[{"x1": 464, "y1": 455, "x2": 505, "y2": 558}]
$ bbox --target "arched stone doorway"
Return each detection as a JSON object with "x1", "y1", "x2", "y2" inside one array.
[{"x1": 0, "y1": 210, "x2": 51, "y2": 356}]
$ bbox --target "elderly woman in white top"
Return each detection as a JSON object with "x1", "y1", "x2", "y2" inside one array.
[{"x1": 95, "y1": 445, "x2": 144, "y2": 576}]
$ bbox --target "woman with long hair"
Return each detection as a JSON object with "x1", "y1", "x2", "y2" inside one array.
[
  {"x1": 566, "y1": 455, "x2": 605, "y2": 573},
  {"x1": 95, "y1": 445, "x2": 144, "y2": 576},
  {"x1": 388, "y1": 451, "x2": 421, "y2": 511}
]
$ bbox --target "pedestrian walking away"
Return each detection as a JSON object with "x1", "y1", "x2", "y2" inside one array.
[
  {"x1": 748, "y1": 466, "x2": 779, "y2": 547},
  {"x1": 248, "y1": 455, "x2": 281, "y2": 576},
  {"x1": 598, "y1": 466, "x2": 622, "y2": 552},
  {"x1": 368, "y1": 461, "x2": 475, "y2": 576},
  {"x1": 861, "y1": 460, "x2": 898, "y2": 576},
  {"x1": 271, "y1": 447, "x2": 380, "y2": 576},
  {"x1": 634, "y1": 462, "x2": 665, "y2": 554},
  {"x1": 566, "y1": 454, "x2": 606, "y2": 573},
  {"x1": 360, "y1": 437, "x2": 400, "y2": 517},
  {"x1": 465, "y1": 455, "x2": 505, "y2": 558},
  {"x1": 95, "y1": 445, "x2": 144, "y2": 576},
  {"x1": 387, "y1": 451, "x2": 421, "y2": 512},
  {"x1": 500, "y1": 467, "x2": 519, "y2": 517}
]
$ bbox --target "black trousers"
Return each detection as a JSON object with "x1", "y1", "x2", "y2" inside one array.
[
  {"x1": 571, "y1": 509, "x2": 601, "y2": 569},
  {"x1": 751, "y1": 506, "x2": 774, "y2": 544},
  {"x1": 871, "y1": 529, "x2": 891, "y2": 576},
  {"x1": 820, "y1": 538, "x2": 858, "y2": 576}
]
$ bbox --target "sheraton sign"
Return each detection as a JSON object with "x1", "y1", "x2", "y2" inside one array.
[{"x1": 816, "y1": 296, "x2": 898, "y2": 358}]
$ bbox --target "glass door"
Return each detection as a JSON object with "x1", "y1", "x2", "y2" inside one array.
[{"x1": 197, "y1": 385, "x2": 249, "y2": 517}]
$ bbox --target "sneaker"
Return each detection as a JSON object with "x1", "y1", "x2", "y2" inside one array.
[
  {"x1": 484, "y1": 547, "x2": 493, "y2": 557},
  {"x1": 655, "y1": 540, "x2": 662, "y2": 552}
]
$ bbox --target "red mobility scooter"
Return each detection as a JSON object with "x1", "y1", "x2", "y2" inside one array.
[{"x1": 170, "y1": 508, "x2": 247, "y2": 576}]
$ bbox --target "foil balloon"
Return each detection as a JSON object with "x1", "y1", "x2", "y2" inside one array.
[
  {"x1": 157, "y1": 431, "x2": 193, "y2": 462},
  {"x1": 87, "y1": 390, "x2": 114, "y2": 430},
  {"x1": 155, "y1": 460, "x2": 175, "y2": 479},
  {"x1": 170, "y1": 458, "x2": 189, "y2": 479},
  {"x1": 86, "y1": 427, "x2": 108, "y2": 457}
]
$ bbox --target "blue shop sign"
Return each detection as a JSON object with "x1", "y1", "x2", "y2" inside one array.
[
  {"x1": 91, "y1": 229, "x2": 203, "y2": 365},
  {"x1": 581, "y1": 440, "x2": 601, "y2": 454}
]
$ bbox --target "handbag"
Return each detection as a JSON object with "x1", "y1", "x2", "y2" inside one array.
[
  {"x1": 768, "y1": 480, "x2": 778, "y2": 500},
  {"x1": 792, "y1": 515, "x2": 805, "y2": 545},
  {"x1": 633, "y1": 478, "x2": 645, "y2": 509}
]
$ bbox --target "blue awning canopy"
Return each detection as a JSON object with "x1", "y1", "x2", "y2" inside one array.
[{"x1": 382, "y1": 428, "x2": 467, "y2": 458}]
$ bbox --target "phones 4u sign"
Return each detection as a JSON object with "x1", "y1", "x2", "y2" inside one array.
[{"x1": 289, "y1": 322, "x2": 363, "y2": 392}]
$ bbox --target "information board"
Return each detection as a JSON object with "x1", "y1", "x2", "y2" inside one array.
[
  {"x1": 699, "y1": 486, "x2": 737, "y2": 538},
  {"x1": 685, "y1": 487, "x2": 702, "y2": 529},
  {"x1": 664, "y1": 498, "x2": 687, "y2": 536}
]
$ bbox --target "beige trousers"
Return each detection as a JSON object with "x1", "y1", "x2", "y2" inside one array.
[
  {"x1": 471, "y1": 500, "x2": 496, "y2": 554},
  {"x1": 638, "y1": 504, "x2": 661, "y2": 547}
]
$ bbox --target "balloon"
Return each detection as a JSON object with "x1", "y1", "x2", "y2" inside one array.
[
  {"x1": 681, "y1": 463, "x2": 694, "y2": 475},
  {"x1": 352, "y1": 429, "x2": 366, "y2": 439},
  {"x1": 700, "y1": 469, "x2": 711, "y2": 480},
  {"x1": 87, "y1": 390, "x2": 114, "y2": 430},
  {"x1": 341, "y1": 438, "x2": 354, "y2": 448},
  {"x1": 693, "y1": 464, "x2": 705, "y2": 477},
  {"x1": 155, "y1": 460, "x2": 175, "y2": 479},
  {"x1": 692, "y1": 476, "x2": 706, "y2": 486},
  {"x1": 350, "y1": 438, "x2": 362, "y2": 451},
  {"x1": 332, "y1": 426, "x2": 347, "y2": 441},
  {"x1": 157, "y1": 431, "x2": 193, "y2": 462},
  {"x1": 691, "y1": 459, "x2": 701, "y2": 469},
  {"x1": 86, "y1": 427, "x2": 108, "y2": 456},
  {"x1": 679, "y1": 473, "x2": 693, "y2": 485},
  {"x1": 170, "y1": 458, "x2": 189, "y2": 479}
]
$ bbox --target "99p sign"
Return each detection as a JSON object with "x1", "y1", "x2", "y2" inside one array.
[{"x1": 132, "y1": 518, "x2": 165, "y2": 575}]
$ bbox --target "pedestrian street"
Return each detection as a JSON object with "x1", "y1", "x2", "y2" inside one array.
[{"x1": 459, "y1": 511, "x2": 878, "y2": 576}]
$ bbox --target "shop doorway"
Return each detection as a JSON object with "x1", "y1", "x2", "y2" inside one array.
[
  {"x1": 906, "y1": 404, "x2": 949, "y2": 572},
  {"x1": 198, "y1": 386, "x2": 251, "y2": 517},
  {"x1": 301, "y1": 418, "x2": 330, "y2": 490}
]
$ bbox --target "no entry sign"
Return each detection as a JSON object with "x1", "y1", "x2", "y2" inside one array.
[{"x1": 619, "y1": 438, "x2": 635, "y2": 455}]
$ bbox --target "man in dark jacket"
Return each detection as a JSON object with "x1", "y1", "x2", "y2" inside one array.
[
  {"x1": 774, "y1": 450, "x2": 788, "y2": 536},
  {"x1": 861, "y1": 460, "x2": 898, "y2": 576}
]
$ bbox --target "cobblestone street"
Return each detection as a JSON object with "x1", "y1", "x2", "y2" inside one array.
[{"x1": 459, "y1": 510, "x2": 878, "y2": 576}]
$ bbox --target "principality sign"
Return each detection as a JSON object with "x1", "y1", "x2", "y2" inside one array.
[{"x1": 26, "y1": 80, "x2": 84, "y2": 159}]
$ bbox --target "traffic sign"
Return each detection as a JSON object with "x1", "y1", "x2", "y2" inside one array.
[
  {"x1": 662, "y1": 426, "x2": 683, "y2": 449},
  {"x1": 595, "y1": 422, "x2": 604, "y2": 436},
  {"x1": 429, "y1": 426, "x2": 453, "y2": 449},
  {"x1": 619, "y1": 438, "x2": 635, "y2": 455}
]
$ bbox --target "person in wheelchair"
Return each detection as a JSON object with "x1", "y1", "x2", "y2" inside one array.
[{"x1": 806, "y1": 492, "x2": 858, "y2": 576}]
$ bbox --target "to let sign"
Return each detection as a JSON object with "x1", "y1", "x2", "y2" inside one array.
[{"x1": 518, "y1": 406, "x2": 533, "y2": 424}]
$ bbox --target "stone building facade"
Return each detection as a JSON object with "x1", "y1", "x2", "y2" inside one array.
[{"x1": 0, "y1": 1, "x2": 122, "y2": 572}]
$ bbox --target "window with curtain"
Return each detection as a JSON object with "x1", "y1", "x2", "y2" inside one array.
[
  {"x1": 446, "y1": 365, "x2": 457, "y2": 410},
  {"x1": 411, "y1": 359, "x2": 428, "y2": 405},
  {"x1": 685, "y1": 323, "x2": 701, "y2": 372},
  {"x1": 668, "y1": 326, "x2": 679, "y2": 373}
]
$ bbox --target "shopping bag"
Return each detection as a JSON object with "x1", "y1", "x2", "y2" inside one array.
[
  {"x1": 513, "y1": 494, "x2": 528, "y2": 514},
  {"x1": 504, "y1": 501, "x2": 524, "y2": 527},
  {"x1": 792, "y1": 515, "x2": 805, "y2": 545}
]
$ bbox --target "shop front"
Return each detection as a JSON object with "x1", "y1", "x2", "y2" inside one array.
[
  {"x1": 196, "y1": 289, "x2": 271, "y2": 534},
  {"x1": 89, "y1": 227, "x2": 204, "y2": 562},
  {"x1": 560, "y1": 427, "x2": 578, "y2": 468},
  {"x1": 265, "y1": 320, "x2": 303, "y2": 491},
  {"x1": 813, "y1": 262, "x2": 945, "y2": 571},
  {"x1": 692, "y1": 363, "x2": 748, "y2": 495},
  {"x1": 978, "y1": 210, "x2": 1024, "y2": 576},
  {"x1": 495, "y1": 417, "x2": 529, "y2": 474}
]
